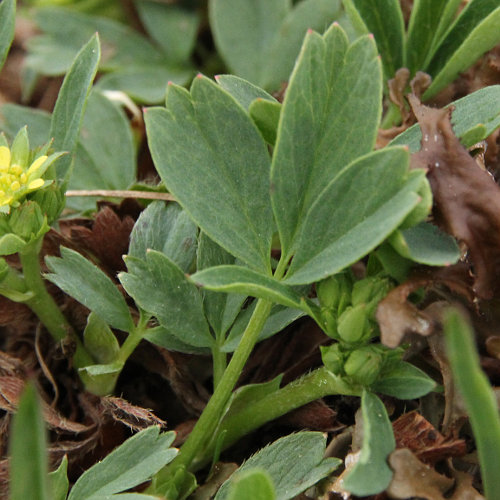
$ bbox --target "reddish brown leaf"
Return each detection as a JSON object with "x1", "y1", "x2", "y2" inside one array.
[
  {"x1": 409, "y1": 95, "x2": 500, "y2": 299},
  {"x1": 278, "y1": 399, "x2": 339, "y2": 431},
  {"x1": 393, "y1": 411, "x2": 466, "y2": 464}
]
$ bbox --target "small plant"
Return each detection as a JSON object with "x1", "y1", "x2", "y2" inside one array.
[{"x1": 2, "y1": 0, "x2": 500, "y2": 498}]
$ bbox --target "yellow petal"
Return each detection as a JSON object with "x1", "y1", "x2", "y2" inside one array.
[
  {"x1": 20, "y1": 173, "x2": 27, "y2": 183},
  {"x1": 10, "y1": 181, "x2": 20, "y2": 192},
  {"x1": 27, "y1": 155, "x2": 48, "y2": 176},
  {"x1": 28, "y1": 178, "x2": 44, "y2": 190},
  {"x1": 0, "y1": 146, "x2": 11, "y2": 170}
]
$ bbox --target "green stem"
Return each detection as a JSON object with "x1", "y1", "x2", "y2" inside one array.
[
  {"x1": 151, "y1": 298, "x2": 272, "y2": 492},
  {"x1": 193, "y1": 366, "x2": 360, "y2": 471},
  {"x1": 380, "y1": 100, "x2": 402, "y2": 129},
  {"x1": 117, "y1": 310, "x2": 150, "y2": 364},
  {"x1": 211, "y1": 342, "x2": 227, "y2": 391},
  {"x1": 20, "y1": 241, "x2": 93, "y2": 369}
]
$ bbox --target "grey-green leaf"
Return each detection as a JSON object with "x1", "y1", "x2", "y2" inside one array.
[
  {"x1": 49, "y1": 33, "x2": 100, "y2": 181},
  {"x1": 444, "y1": 309, "x2": 500, "y2": 499},
  {"x1": 45, "y1": 247, "x2": 134, "y2": 332},
  {"x1": 284, "y1": 149, "x2": 420, "y2": 285},
  {"x1": 49, "y1": 456, "x2": 69, "y2": 500},
  {"x1": 209, "y1": 0, "x2": 290, "y2": 85},
  {"x1": 68, "y1": 91, "x2": 136, "y2": 211},
  {"x1": 391, "y1": 85, "x2": 500, "y2": 151},
  {"x1": 424, "y1": 4, "x2": 500, "y2": 100},
  {"x1": 215, "y1": 432, "x2": 341, "y2": 500},
  {"x1": 215, "y1": 75, "x2": 277, "y2": 110},
  {"x1": 227, "y1": 469, "x2": 276, "y2": 500},
  {"x1": 372, "y1": 360, "x2": 436, "y2": 399},
  {"x1": 192, "y1": 265, "x2": 307, "y2": 310},
  {"x1": 0, "y1": 0, "x2": 15, "y2": 71},
  {"x1": 135, "y1": 0, "x2": 200, "y2": 63},
  {"x1": 9, "y1": 382, "x2": 49, "y2": 500},
  {"x1": 393, "y1": 223, "x2": 460, "y2": 266},
  {"x1": 197, "y1": 232, "x2": 246, "y2": 338},
  {"x1": 271, "y1": 24, "x2": 382, "y2": 257},
  {"x1": 68, "y1": 427, "x2": 177, "y2": 500},
  {"x1": 345, "y1": 0, "x2": 405, "y2": 79},
  {"x1": 128, "y1": 201, "x2": 197, "y2": 273},
  {"x1": 119, "y1": 251, "x2": 213, "y2": 348},
  {"x1": 342, "y1": 390, "x2": 395, "y2": 496},
  {"x1": 145, "y1": 77, "x2": 273, "y2": 272},
  {"x1": 250, "y1": 99, "x2": 281, "y2": 145},
  {"x1": 406, "y1": 0, "x2": 450, "y2": 74}
]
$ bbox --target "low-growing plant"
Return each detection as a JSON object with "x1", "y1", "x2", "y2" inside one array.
[{"x1": 2, "y1": 0, "x2": 500, "y2": 498}]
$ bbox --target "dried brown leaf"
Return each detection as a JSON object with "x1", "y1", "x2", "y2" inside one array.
[
  {"x1": 387, "y1": 448, "x2": 454, "y2": 499},
  {"x1": 100, "y1": 395, "x2": 166, "y2": 430},
  {"x1": 393, "y1": 411, "x2": 466, "y2": 464},
  {"x1": 409, "y1": 94, "x2": 500, "y2": 299}
]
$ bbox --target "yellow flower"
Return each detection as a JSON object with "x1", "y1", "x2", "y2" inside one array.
[{"x1": 0, "y1": 146, "x2": 49, "y2": 213}]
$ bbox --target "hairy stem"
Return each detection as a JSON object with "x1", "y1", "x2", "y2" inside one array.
[{"x1": 193, "y1": 366, "x2": 360, "y2": 471}]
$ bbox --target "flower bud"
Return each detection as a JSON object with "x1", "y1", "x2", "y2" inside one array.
[
  {"x1": 337, "y1": 304, "x2": 370, "y2": 344},
  {"x1": 352, "y1": 276, "x2": 390, "y2": 316},
  {"x1": 321, "y1": 344, "x2": 345, "y2": 374},
  {"x1": 317, "y1": 272, "x2": 352, "y2": 314},
  {"x1": 344, "y1": 346, "x2": 383, "y2": 386},
  {"x1": 320, "y1": 308, "x2": 337, "y2": 338},
  {"x1": 31, "y1": 182, "x2": 65, "y2": 223},
  {"x1": 8, "y1": 201, "x2": 49, "y2": 242}
]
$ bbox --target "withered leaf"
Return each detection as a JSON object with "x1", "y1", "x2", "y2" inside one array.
[
  {"x1": 409, "y1": 94, "x2": 500, "y2": 299},
  {"x1": 387, "y1": 448, "x2": 454, "y2": 499},
  {"x1": 100, "y1": 395, "x2": 166, "y2": 430},
  {"x1": 393, "y1": 410, "x2": 466, "y2": 464}
]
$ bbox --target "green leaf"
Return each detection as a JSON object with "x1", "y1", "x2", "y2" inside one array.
[
  {"x1": 45, "y1": 247, "x2": 134, "y2": 332},
  {"x1": 68, "y1": 91, "x2": 136, "y2": 211},
  {"x1": 215, "y1": 75, "x2": 278, "y2": 110},
  {"x1": 444, "y1": 309, "x2": 500, "y2": 499},
  {"x1": 49, "y1": 33, "x2": 101, "y2": 180},
  {"x1": 49, "y1": 456, "x2": 69, "y2": 500},
  {"x1": 95, "y1": 65, "x2": 192, "y2": 104},
  {"x1": 261, "y1": 0, "x2": 343, "y2": 91},
  {"x1": 250, "y1": 99, "x2": 281, "y2": 145},
  {"x1": 144, "y1": 325, "x2": 210, "y2": 355},
  {"x1": 271, "y1": 25, "x2": 382, "y2": 258},
  {"x1": 344, "y1": 0, "x2": 405, "y2": 79},
  {"x1": 0, "y1": 104, "x2": 51, "y2": 148},
  {"x1": 192, "y1": 265, "x2": 308, "y2": 310},
  {"x1": 390, "y1": 222, "x2": 460, "y2": 266},
  {"x1": 119, "y1": 251, "x2": 213, "y2": 348},
  {"x1": 227, "y1": 469, "x2": 276, "y2": 500},
  {"x1": 135, "y1": 0, "x2": 200, "y2": 63},
  {"x1": 209, "y1": 0, "x2": 290, "y2": 85},
  {"x1": 215, "y1": 432, "x2": 341, "y2": 500},
  {"x1": 9, "y1": 382, "x2": 49, "y2": 500},
  {"x1": 0, "y1": 0, "x2": 15, "y2": 71},
  {"x1": 424, "y1": 4, "x2": 500, "y2": 99},
  {"x1": 405, "y1": 0, "x2": 450, "y2": 74},
  {"x1": 283, "y1": 149, "x2": 420, "y2": 285},
  {"x1": 342, "y1": 390, "x2": 395, "y2": 496},
  {"x1": 0, "y1": 233, "x2": 27, "y2": 256},
  {"x1": 372, "y1": 360, "x2": 436, "y2": 399},
  {"x1": 26, "y1": 7, "x2": 165, "y2": 75},
  {"x1": 145, "y1": 76, "x2": 273, "y2": 273},
  {"x1": 222, "y1": 303, "x2": 304, "y2": 352},
  {"x1": 391, "y1": 86, "x2": 500, "y2": 151},
  {"x1": 128, "y1": 201, "x2": 197, "y2": 273},
  {"x1": 197, "y1": 232, "x2": 246, "y2": 338},
  {"x1": 83, "y1": 312, "x2": 120, "y2": 364},
  {"x1": 68, "y1": 427, "x2": 177, "y2": 500}
]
